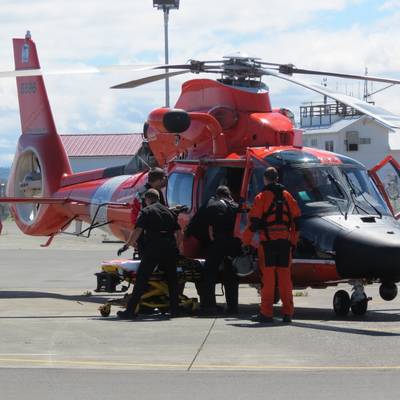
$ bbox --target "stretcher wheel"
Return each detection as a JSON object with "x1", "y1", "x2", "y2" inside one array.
[{"x1": 99, "y1": 304, "x2": 111, "y2": 317}]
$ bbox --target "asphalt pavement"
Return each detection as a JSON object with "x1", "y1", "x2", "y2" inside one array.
[{"x1": 1, "y1": 220, "x2": 400, "y2": 399}]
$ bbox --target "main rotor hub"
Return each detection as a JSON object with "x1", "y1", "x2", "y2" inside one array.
[{"x1": 222, "y1": 53, "x2": 264, "y2": 80}]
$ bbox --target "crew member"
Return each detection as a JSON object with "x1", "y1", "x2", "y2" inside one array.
[
  {"x1": 131, "y1": 167, "x2": 167, "y2": 224},
  {"x1": 200, "y1": 185, "x2": 241, "y2": 315},
  {"x1": 243, "y1": 167, "x2": 301, "y2": 323},
  {"x1": 117, "y1": 189, "x2": 181, "y2": 319},
  {"x1": 118, "y1": 167, "x2": 167, "y2": 257}
]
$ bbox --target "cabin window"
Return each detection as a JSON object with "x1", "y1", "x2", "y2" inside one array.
[
  {"x1": 201, "y1": 166, "x2": 244, "y2": 205},
  {"x1": 167, "y1": 172, "x2": 194, "y2": 210}
]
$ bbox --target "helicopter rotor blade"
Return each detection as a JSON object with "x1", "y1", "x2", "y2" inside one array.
[
  {"x1": 278, "y1": 66, "x2": 400, "y2": 85},
  {"x1": 0, "y1": 64, "x2": 164, "y2": 79},
  {"x1": 264, "y1": 68, "x2": 400, "y2": 129},
  {"x1": 110, "y1": 70, "x2": 190, "y2": 89},
  {"x1": 0, "y1": 68, "x2": 42, "y2": 78}
]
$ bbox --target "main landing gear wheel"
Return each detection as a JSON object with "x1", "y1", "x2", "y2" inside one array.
[
  {"x1": 350, "y1": 293, "x2": 368, "y2": 315},
  {"x1": 333, "y1": 290, "x2": 351, "y2": 316}
]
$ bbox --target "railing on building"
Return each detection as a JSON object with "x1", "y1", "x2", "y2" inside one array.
[{"x1": 300, "y1": 103, "x2": 362, "y2": 128}]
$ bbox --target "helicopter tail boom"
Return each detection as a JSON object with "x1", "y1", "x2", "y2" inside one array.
[{"x1": 6, "y1": 35, "x2": 73, "y2": 235}]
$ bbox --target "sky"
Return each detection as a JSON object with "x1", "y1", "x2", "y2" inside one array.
[{"x1": 1, "y1": 0, "x2": 400, "y2": 166}]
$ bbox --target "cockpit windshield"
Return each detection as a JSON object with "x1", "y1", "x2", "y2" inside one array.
[
  {"x1": 249, "y1": 160, "x2": 391, "y2": 217},
  {"x1": 337, "y1": 166, "x2": 390, "y2": 217},
  {"x1": 282, "y1": 166, "x2": 349, "y2": 217}
]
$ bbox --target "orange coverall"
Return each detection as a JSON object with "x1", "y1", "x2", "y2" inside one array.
[{"x1": 243, "y1": 186, "x2": 301, "y2": 318}]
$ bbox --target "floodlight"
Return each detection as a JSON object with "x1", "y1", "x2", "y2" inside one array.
[{"x1": 153, "y1": 0, "x2": 180, "y2": 10}]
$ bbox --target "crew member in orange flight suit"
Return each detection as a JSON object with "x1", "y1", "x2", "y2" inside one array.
[{"x1": 243, "y1": 167, "x2": 301, "y2": 323}]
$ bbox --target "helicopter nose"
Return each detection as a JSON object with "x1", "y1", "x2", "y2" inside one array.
[{"x1": 335, "y1": 227, "x2": 400, "y2": 281}]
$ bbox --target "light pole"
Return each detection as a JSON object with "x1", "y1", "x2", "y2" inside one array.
[{"x1": 153, "y1": 0, "x2": 180, "y2": 107}]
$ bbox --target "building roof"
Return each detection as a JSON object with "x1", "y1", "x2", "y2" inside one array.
[
  {"x1": 302, "y1": 116, "x2": 364, "y2": 135},
  {"x1": 60, "y1": 134, "x2": 143, "y2": 157}
]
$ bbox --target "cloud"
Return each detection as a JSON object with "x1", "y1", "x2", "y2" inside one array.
[
  {"x1": 0, "y1": 0, "x2": 400, "y2": 166},
  {"x1": 380, "y1": 1, "x2": 400, "y2": 10}
]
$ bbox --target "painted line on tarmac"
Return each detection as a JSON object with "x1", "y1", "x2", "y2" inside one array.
[
  {"x1": 0, "y1": 353, "x2": 57, "y2": 356},
  {"x1": 0, "y1": 357, "x2": 185, "y2": 369},
  {"x1": 1, "y1": 357, "x2": 400, "y2": 371}
]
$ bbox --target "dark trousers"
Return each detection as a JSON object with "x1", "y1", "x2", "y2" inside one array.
[
  {"x1": 126, "y1": 241, "x2": 179, "y2": 314},
  {"x1": 200, "y1": 237, "x2": 241, "y2": 310}
]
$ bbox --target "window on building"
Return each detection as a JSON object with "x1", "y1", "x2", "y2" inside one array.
[
  {"x1": 359, "y1": 137, "x2": 371, "y2": 145},
  {"x1": 325, "y1": 140, "x2": 334, "y2": 152},
  {"x1": 345, "y1": 131, "x2": 359, "y2": 151},
  {"x1": 167, "y1": 172, "x2": 194, "y2": 210},
  {"x1": 311, "y1": 138, "x2": 318, "y2": 147}
]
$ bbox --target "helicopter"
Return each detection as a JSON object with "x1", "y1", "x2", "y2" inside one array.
[{"x1": 3, "y1": 32, "x2": 400, "y2": 317}]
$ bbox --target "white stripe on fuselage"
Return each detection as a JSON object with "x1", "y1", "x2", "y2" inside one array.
[
  {"x1": 90, "y1": 175, "x2": 131, "y2": 233},
  {"x1": 293, "y1": 259, "x2": 335, "y2": 265}
]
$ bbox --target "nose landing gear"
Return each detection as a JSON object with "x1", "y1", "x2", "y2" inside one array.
[{"x1": 333, "y1": 281, "x2": 371, "y2": 316}]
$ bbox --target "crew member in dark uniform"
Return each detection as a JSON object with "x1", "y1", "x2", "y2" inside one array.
[
  {"x1": 118, "y1": 167, "x2": 167, "y2": 257},
  {"x1": 199, "y1": 185, "x2": 241, "y2": 315},
  {"x1": 117, "y1": 189, "x2": 181, "y2": 319}
]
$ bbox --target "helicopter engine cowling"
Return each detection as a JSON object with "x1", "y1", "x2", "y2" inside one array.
[
  {"x1": 147, "y1": 108, "x2": 190, "y2": 134},
  {"x1": 163, "y1": 109, "x2": 191, "y2": 133},
  {"x1": 147, "y1": 107, "x2": 228, "y2": 164}
]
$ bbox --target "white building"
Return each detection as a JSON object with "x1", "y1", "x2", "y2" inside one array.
[{"x1": 300, "y1": 103, "x2": 400, "y2": 168}]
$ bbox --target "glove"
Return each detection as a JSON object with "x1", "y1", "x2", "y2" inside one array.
[{"x1": 117, "y1": 244, "x2": 129, "y2": 256}]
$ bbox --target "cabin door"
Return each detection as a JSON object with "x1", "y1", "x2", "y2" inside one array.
[{"x1": 369, "y1": 155, "x2": 400, "y2": 219}]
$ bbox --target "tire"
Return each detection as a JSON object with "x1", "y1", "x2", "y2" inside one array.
[
  {"x1": 351, "y1": 293, "x2": 368, "y2": 315},
  {"x1": 333, "y1": 290, "x2": 350, "y2": 316}
]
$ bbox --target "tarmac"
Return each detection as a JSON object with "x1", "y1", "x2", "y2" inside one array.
[{"x1": 1, "y1": 220, "x2": 400, "y2": 398}]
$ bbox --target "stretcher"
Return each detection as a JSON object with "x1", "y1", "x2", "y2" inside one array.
[{"x1": 96, "y1": 256, "x2": 202, "y2": 317}]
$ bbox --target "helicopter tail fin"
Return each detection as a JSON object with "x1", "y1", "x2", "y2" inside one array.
[
  {"x1": 13, "y1": 35, "x2": 59, "y2": 136},
  {"x1": 7, "y1": 34, "x2": 72, "y2": 235}
]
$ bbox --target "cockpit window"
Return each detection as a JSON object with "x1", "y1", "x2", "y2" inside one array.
[
  {"x1": 247, "y1": 159, "x2": 391, "y2": 217},
  {"x1": 338, "y1": 167, "x2": 391, "y2": 216},
  {"x1": 281, "y1": 166, "x2": 348, "y2": 216},
  {"x1": 201, "y1": 166, "x2": 244, "y2": 205}
]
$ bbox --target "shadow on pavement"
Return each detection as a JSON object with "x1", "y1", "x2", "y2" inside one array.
[{"x1": 0, "y1": 290, "x2": 112, "y2": 304}]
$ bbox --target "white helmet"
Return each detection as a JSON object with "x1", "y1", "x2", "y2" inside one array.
[{"x1": 232, "y1": 255, "x2": 255, "y2": 277}]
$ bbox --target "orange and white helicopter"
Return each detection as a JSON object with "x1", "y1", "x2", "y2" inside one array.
[{"x1": 3, "y1": 32, "x2": 400, "y2": 316}]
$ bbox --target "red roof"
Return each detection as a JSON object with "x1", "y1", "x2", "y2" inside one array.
[{"x1": 60, "y1": 134, "x2": 143, "y2": 157}]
